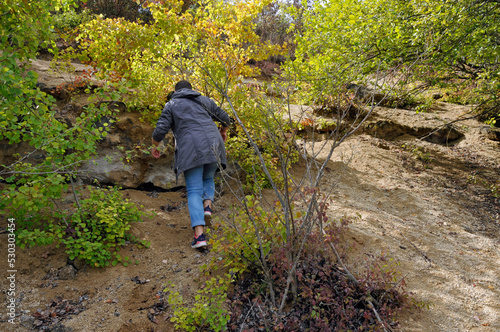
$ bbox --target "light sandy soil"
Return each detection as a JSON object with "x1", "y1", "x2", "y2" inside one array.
[
  {"x1": 0, "y1": 60, "x2": 499, "y2": 331},
  {"x1": 305, "y1": 103, "x2": 500, "y2": 331}
]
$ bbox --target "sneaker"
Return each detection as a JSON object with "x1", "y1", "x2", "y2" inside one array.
[
  {"x1": 204, "y1": 205, "x2": 212, "y2": 216},
  {"x1": 204, "y1": 206, "x2": 212, "y2": 227},
  {"x1": 191, "y1": 233, "x2": 207, "y2": 249}
]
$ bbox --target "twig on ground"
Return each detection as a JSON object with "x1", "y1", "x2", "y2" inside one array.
[
  {"x1": 400, "y1": 231, "x2": 432, "y2": 268},
  {"x1": 321, "y1": 226, "x2": 395, "y2": 331},
  {"x1": 239, "y1": 299, "x2": 257, "y2": 332},
  {"x1": 367, "y1": 299, "x2": 393, "y2": 332}
]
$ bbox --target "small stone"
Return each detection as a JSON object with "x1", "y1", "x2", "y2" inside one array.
[
  {"x1": 44, "y1": 265, "x2": 56, "y2": 273},
  {"x1": 162, "y1": 260, "x2": 168, "y2": 264},
  {"x1": 71, "y1": 258, "x2": 86, "y2": 271},
  {"x1": 20, "y1": 315, "x2": 35, "y2": 329},
  {"x1": 58, "y1": 265, "x2": 77, "y2": 280}
]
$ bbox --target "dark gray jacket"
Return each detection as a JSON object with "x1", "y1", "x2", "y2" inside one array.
[{"x1": 152, "y1": 88, "x2": 231, "y2": 174}]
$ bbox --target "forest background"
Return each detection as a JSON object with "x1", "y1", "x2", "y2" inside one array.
[{"x1": 1, "y1": 0, "x2": 499, "y2": 331}]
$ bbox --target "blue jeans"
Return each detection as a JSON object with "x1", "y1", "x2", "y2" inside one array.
[{"x1": 183, "y1": 163, "x2": 218, "y2": 229}]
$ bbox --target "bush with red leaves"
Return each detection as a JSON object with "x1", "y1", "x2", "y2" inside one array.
[{"x1": 227, "y1": 226, "x2": 409, "y2": 331}]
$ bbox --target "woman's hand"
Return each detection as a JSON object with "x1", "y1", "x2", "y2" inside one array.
[
  {"x1": 152, "y1": 147, "x2": 161, "y2": 158},
  {"x1": 220, "y1": 126, "x2": 228, "y2": 142},
  {"x1": 152, "y1": 138, "x2": 162, "y2": 158}
]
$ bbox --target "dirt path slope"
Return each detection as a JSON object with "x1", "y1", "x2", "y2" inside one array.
[{"x1": 1, "y1": 189, "x2": 218, "y2": 331}]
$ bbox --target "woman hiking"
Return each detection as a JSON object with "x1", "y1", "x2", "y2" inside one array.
[{"x1": 151, "y1": 80, "x2": 230, "y2": 249}]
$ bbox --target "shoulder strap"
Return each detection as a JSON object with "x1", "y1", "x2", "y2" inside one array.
[
  {"x1": 185, "y1": 95, "x2": 231, "y2": 126},
  {"x1": 186, "y1": 96, "x2": 210, "y2": 113}
]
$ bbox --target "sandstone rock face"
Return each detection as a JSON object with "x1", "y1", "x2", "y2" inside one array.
[
  {"x1": 1, "y1": 100, "x2": 238, "y2": 190},
  {"x1": 0, "y1": 140, "x2": 44, "y2": 168},
  {"x1": 31, "y1": 58, "x2": 95, "y2": 95},
  {"x1": 288, "y1": 104, "x2": 339, "y2": 135},
  {"x1": 0, "y1": 105, "x2": 178, "y2": 190},
  {"x1": 79, "y1": 111, "x2": 178, "y2": 189},
  {"x1": 361, "y1": 107, "x2": 464, "y2": 144},
  {"x1": 288, "y1": 104, "x2": 465, "y2": 145}
]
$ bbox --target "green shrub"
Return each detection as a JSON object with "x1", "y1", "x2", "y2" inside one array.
[
  {"x1": 62, "y1": 186, "x2": 150, "y2": 267},
  {"x1": 52, "y1": 9, "x2": 95, "y2": 33},
  {"x1": 226, "y1": 84, "x2": 298, "y2": 190},
  {"x1": 166, "y1": 275, "x2": 232, "y2": 332},
  {"x1": 16, "y1": 186, "x2": 151, "y2": 267},
  {"x1": 208, "y1": 195, "x2": 285, "y2": 276}
]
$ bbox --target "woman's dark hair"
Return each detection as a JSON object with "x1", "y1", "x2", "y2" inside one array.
[
  {"x1": 166, "y1": 90, "x2": 174, "y2": 101},
  {"x1": 175, "y1": 80, "x2": 192, "y2": 91}
]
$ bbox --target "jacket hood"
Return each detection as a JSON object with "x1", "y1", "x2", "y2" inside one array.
[{"x1": 171, "y1": 88, "x2": 201, "y2": 99}]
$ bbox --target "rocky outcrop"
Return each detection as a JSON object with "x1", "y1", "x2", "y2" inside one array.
[
  {"x1": 478, "y1": 126, "x2": 500, "y2": 142},
  {"x1": 79, "y1": 111, "x2": 178, "y2": 189},
  {"x1": 0, "y1": 140, "x2": 43, "y2": 168},
  {"x1": 31, "y1": 59, "x2": 95, "y2": 93},
  {"x1": 0, "y1": 103, "x2": 179, "y2": 190},
  {"x1": 287, "y1": 104, "x2": 338, "y2": 135},
  {"x1": 346, "y1": 83, "x2": 386, "y2": 103},
  {"x1": 361, "y1": 107, "x2": 464, "y2": 144},
  {"x1": 287, "y1": 103, "x2": 465, "y2": 145}
]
